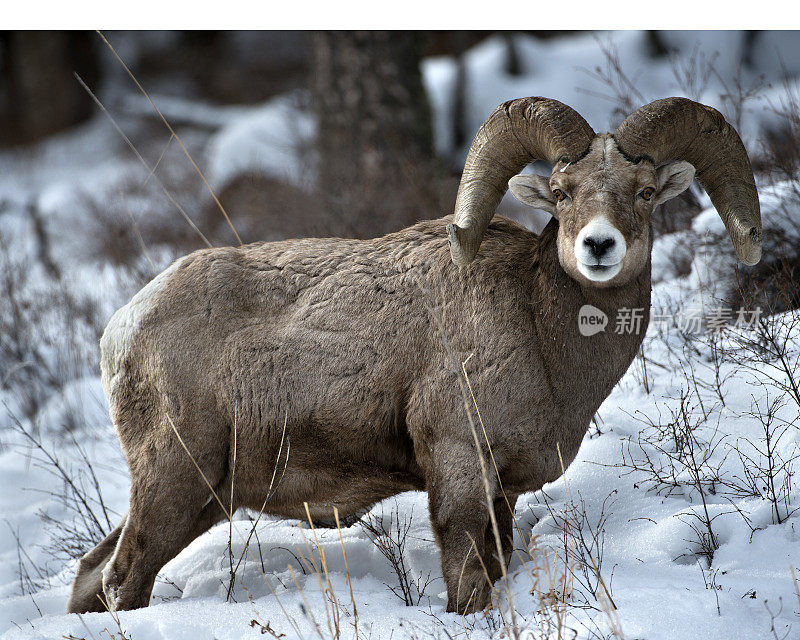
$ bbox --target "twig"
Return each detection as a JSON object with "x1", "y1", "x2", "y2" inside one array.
[{"x1": 96, "y1": 31, "x2": 242, "y2": 245}]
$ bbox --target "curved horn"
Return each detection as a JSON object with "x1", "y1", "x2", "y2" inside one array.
[
  {"x1": 614, "y1": 97, "x2": 762, "y2": 265},
  {"x1": 448, "y1": 97, "x2": 595, "y2": 265}
]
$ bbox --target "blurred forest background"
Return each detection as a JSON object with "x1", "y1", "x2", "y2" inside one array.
[
  {"x1": 2, "y1": 29, "x2": 800, "y2": 433},
  {"x1": 4, "y1": 32, "x2": 800, "y2": 639},
  {"x1": 1, "y1": 31, "x2": 798, "y2": 242}
]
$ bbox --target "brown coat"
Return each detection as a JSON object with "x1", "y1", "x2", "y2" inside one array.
[{"x1": 67, "y1": 214, "x2": 649, "y2": 615}]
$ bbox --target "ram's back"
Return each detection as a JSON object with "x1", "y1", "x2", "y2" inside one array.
[
  {"x1": 98, "y1": 216, "x2": 542, "y2": 484},
  {"x1": 101, "y1": 220, "x2": 451, "y2": 436}
]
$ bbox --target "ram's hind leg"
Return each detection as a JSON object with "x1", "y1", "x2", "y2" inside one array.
[
  {"x1": 101, "y1": 420, "x2": 228, "y2": 611},
  {"x1": 102, "y1": 497, "x2": 224, "y2": 610},
  {"x1": 67, "y1": 517, "x2": 127, "y2": 613}
]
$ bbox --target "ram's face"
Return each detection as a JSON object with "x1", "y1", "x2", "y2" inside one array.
[{"x1": 509, "y1": 135, "x2": 695, "y2": 288}]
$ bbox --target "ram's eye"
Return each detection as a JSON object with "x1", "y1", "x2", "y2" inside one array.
[
  {"x1": 640, "y1": 187, "x2": 655, "y2": 201},
  {"x1": 552, "y1": 188, "x2": 567, "y2": 202}
]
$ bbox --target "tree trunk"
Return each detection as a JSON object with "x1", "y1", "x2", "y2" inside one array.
[
  {"x1": 0, "y1": 31, "x2": 99, "y2": 146},
  {"x1": 312, "y1": 31, "x2": 443, "y2": 237}
]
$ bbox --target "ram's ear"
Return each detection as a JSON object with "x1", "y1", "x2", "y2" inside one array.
[
  {"x1": 654, "y1": 160, "x2": 695, "y2": 205},
  {"x1": 509, "y1": 174, "x2": 558, "y2": 216}
]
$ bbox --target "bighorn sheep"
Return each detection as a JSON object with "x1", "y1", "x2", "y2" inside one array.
[{"x1": 67, "y1": 97, "x2": 761, "y2": 615}]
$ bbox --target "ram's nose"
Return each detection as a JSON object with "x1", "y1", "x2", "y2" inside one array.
[
  {"x1": 575, "y1": 217, "x2": 627, "y2": 267},
  {"x1": 583, "y1": 235, "x2": 616, "y2": 259}
]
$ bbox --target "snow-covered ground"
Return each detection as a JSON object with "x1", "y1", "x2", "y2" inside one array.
[{"x1": 2, "y1": 31, "x2": 800, "y2": 640}]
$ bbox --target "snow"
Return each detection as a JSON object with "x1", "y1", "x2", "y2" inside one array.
[
  {"x1": 205, "y1": 92, "x2": 316, "y2": 190},
  {"x1": 2, "y1": 30, "x2": 800, "y2": 640},
  {"x1": 421, "y1": 56, "x2": 458, "y2": 159}
]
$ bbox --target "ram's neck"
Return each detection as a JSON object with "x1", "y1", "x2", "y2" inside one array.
[{"x1": 531, "y1": 219, "x2": 651, "y2": 426}]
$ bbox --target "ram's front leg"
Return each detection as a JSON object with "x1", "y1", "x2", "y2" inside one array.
[
  {"x1": 484, "y1": 494, "x2": 518, "y2": 583},
  {"x1": 427, "y1": 443, "x2": 498, "y2": 614}
]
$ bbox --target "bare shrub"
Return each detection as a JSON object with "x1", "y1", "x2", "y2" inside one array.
[
  {"x1": 3, "y1": 410, "x2": 116, "y2": 599},
  {"x1": 358, "y1": 504, "x2": 435, "y2": 607},
  {"x1": 697, "y1": 561, "x2": 723, "y2": 616},
  {"x1": 764, "y1": 597, "x2": 792, "y2": 640},
  {"x1": 7, "y1": 524, "x2": 51, "y2": 595},
  {"x1": 0, "y1": 250, "x2": 101, "y2": 432},
  {"x1": 578, "y1": 37, "x2": 646, "y2": 128},
  {"x1": 616, "y1": 380, "x2": 727, "y2": 566},
  {"x1": 723, "y1": 394, "x2": 799, "y2": 525},
  {"x1": 725, "y1": 301, "x2": 800, "y2": 413},
  {"x1": 759, "y1": 77, "x2": 800, "y2": 183},
  {"x1": 538, "y1": 490, "x2": 618, "y2": 612}
]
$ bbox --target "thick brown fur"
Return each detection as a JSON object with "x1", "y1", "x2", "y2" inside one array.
[
  {"x1": 67, "y1": 207, "x2": 652, "y2": 615},
  {"x1": 67, "y1": 94, "x2": 758, "y2": 617}
]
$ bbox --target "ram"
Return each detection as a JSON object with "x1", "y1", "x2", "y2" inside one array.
[{"x1": 67, "y1": 97, "x2": 761, "y2": 615}]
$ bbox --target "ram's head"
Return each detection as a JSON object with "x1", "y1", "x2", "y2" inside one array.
[{"x1": 447, "y1": 97, "x2": 762, "y2": 287}]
